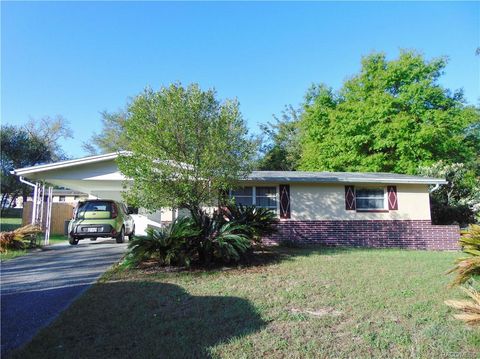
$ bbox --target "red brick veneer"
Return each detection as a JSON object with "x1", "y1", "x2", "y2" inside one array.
[{"x1": 264, "y1": 220, "x2": 460, "y2": 250}]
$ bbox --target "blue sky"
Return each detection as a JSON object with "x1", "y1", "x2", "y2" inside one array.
[{"x1": 2, "y1": 1, "x2": 479, "y2": 159}]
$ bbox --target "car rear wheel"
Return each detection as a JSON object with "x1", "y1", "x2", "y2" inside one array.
[
  {"x1": 116, "y1": 227, "x2": 125, "y2": 244},
  {"x1": 69, "y1": 238, "x2": 79, "y2": 245}
]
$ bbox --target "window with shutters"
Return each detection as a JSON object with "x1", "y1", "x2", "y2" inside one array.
[{"x1": 355, "y1": 187, "x2": 386, "y2": 210}]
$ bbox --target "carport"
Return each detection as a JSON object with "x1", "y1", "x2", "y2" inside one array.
[
  {"x1": 13, "y1": 152, "x2": 126, "y2": 201},
  {"x1": 11, "y1": 152, "x2": 167, "y2": 236}
]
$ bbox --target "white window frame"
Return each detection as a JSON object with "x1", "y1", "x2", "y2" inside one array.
[
  {"x1": 355, "y1": 187, "x2": 387, "y2": 211},
  {"x1": 230, "y1": 187, "x2": 254, "y2": 206},
  {"x1": 255, "y1": 186, "x2": 278, "y2": 213},
  {"x1": 230, "y1": 186, "x2": 279, "y2": 214}
]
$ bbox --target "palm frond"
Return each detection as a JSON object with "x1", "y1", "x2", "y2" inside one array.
[
  {"x1": 448, "y1": 225, "x2": 480, "y2": 286},
  {"x1": 125, "y1": 217, "x2": 201, "y2": 267},
  {"x1": 223, "y1": 203, "x2": 278, "y2": 241},
  {"x1": 0, "y1": 225, "x2": 42, "y2": 253},
  {"x1": 445, "y1": 286, "x2": 480, "y2": 326}
]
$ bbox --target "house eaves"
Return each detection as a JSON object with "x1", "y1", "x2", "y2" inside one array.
[{"x1": 244, "y1": 171, "x2": 447, "y2": 185}]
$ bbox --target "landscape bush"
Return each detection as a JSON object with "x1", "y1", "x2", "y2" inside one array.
[
  {"x1": 125, "y1": 217, "x2": 201, "y2": 267},
  {"x1": 222, "y1": 204, "x2": 278, "y2": 242},
  {"x1": 125, "y1": 206, "x2": 278, "y2": 268}
]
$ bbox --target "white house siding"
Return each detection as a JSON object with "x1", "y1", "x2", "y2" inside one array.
[{"x1": 290, "y1": 183, "x2": 431, "y2": 221}]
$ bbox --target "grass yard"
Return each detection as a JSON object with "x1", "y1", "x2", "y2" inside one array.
[
  {"x1": 11, "y1": 247, "x2": 480, "y2": 358},
  {"x1": 0, "y1": 216, "x2": 22, "y2": 232},
  {"x1": 1, "y1": 234, "x2": 68, "y2": 261},
  {"x1": 0, "y1": 215, "x2": 68, "y2": 261}
]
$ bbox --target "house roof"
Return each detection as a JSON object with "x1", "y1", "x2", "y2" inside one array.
[
  {"x1": 11, "y1": 152, "x2": 124, "y2": 176},
  {"x1": 245, "y1": 171, "x2": 447, "y2": 185},
  {"x1": 12, "y1": 152, "x2": 447, "y2": 186}
]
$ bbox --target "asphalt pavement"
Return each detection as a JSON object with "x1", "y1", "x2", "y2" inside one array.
[{"x1": 1, "y1": 238, "x2": 128, "y2": 356}]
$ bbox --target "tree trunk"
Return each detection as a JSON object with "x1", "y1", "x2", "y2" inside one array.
[{"x1": 1, "y1": 193, "x2": 9, "y2": 215}]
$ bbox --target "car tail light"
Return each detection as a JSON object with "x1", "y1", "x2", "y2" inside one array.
[{"x1": 111, "y1": 203, "x2": 118, "y2": 219}]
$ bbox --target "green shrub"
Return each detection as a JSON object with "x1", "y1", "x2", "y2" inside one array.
[
  {"x1": 222, "y1": 204, "x2": 278, "y2": 242},
  {"x1": 213, "y1": 222, "x2": 251, "y2": 262},
  {"x1": 125, "y1": 210, "x2": 256, "y2": 268},
  {"x1": 125, "y1": 217, "x2": 201, "y2": 267},
  {"x1": 191, "y1": 210, "x2": 253, "y2": 265}
]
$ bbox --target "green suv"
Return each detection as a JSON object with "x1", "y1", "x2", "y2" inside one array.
[{"x1": 68, "y1": 199, "x2": 135, "y2": 245}]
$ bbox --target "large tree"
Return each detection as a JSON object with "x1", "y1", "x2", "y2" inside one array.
[
  {"x1": 0, "y1": 117, "x2": 72, "y2": 213},
  {"x1": 256, "y1": 105, "x2": 301, "y2": 171},
  {"x1": 82, "y1": 110, "x2": 129, "y2": 155},
  {"x1": 117, "y1": 83, "x2": 256, "y2": 215},
  {"x1": 299, "y1": 51, "x2": 480, "y2": 174}
]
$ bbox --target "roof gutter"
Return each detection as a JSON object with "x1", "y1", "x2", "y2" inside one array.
[
  {"x1": 429, "y1": 183, "x2": 442, "y2": 193},
  {"x1": 19, "y1": 176, "x2": 38, "y2": 224}
]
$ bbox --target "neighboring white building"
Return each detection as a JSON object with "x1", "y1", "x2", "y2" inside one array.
[{"x1": 13, "y1": 189, "x2": 89, "y2": 208}]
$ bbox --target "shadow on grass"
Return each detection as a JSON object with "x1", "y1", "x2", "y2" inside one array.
[
  {"x1": 10, "y1": 281, "x2": 266, "y2": 359},
  {"x1": 130, "y1": 245, "x2": 382, "y2": 275}
]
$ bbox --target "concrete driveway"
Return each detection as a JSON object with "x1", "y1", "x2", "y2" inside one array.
[{"x1": 1, "y1": 238, "x2": 128, "y2": 356}]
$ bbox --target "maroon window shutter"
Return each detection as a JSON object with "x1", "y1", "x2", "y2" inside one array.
[
  {"x1": 345, "y1": 185, "x2": 356, "y2": 210},
  {"x1": 387, "y1": 185, "x2": 398, "y2": 210},
  {"x1": 279, "y1": 184, "x2": 291, "y2": 219}
]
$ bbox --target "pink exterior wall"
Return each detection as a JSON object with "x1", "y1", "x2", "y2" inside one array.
[{"x1": 264, "y1": 220, "x2": 460, "y2": 250}]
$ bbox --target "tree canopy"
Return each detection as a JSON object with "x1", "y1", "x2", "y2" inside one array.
[
  {"x1": 82, "y1": 110, "x2": 129, "y2": 155},
  {"x1": 0, "y1": 117, "x2": 72, "y2": 212},
  {"x1": 299, "y1": 51, "x2": 480, "y2": 174},
  {"x1": 418, "y1": 162, "x2": 480, "y2": 225},
  {"x1": 117, "y1": 83, "x2": 256, "y2": 215},
  {"x1": 256, "y1": 105, "x2": 301, "y2": 171}
]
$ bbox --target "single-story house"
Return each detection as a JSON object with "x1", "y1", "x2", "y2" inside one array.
[{"x1": 12, "y1": 152, "x2": 459, "y2": 250}]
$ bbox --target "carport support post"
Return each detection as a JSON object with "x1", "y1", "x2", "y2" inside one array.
[
  {"x1": 32, "y1": 184, "x2": 38, "y2": 224},
  {"x1": 19, "y1": 177, "x2": 38, "y2": 224},
  {"x1": 39, "y1": 183, "x2": 45, "y2": 229},
  {"x1": 44, "y1": 186, "x2": 53, "y2": 245}
]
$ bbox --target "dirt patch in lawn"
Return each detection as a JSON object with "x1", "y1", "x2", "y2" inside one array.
[{"x1": 290, "y1": 307, "x2": 342, "y2": 317}]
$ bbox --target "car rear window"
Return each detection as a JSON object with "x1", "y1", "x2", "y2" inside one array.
[{"x1": 76, "y1": 201, "x2": 113, "y2": 219}]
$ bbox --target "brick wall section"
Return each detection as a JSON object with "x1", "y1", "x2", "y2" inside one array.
[{"x1": 263, "y1": 220, "x2": 460, "y2": 250}]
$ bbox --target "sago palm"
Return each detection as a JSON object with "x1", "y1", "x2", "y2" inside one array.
[
  {"x1": 211, "y1": 221, "x2": 251, "y2": 262},
  {"x1": 445, "y1": 286, "x2": 480, "y2": 326},
  {"x1": 126, "y1": 217, "x2": 201, "y2": 267},
  {"x1": 0, "y1": 224, "x2": 41, "y2": 253},
  {"x1": 446, "y1": 224, "x2": 480, "y2": 326}
]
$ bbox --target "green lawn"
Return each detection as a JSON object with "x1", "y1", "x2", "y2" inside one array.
[
  {"x1": 1, "y1": 234, "x2": 69, "y2": 261},
  {"x1": 11, "y1": 247, "x2": 480, "y2": 358},
  {"x1": 0, "y1": 216, "x2": 22, "y2": 232},
  {"x1": 1, "y1": 215, "x2": 68, "y2": 260}
]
